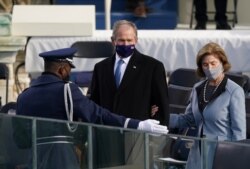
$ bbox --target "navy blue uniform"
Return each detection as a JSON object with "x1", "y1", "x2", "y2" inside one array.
[
  {"x1": 17, "y1": 73, "x2": 139, "y2": 128},
  {"x1": 15, "y1": 73, "x2": 140, "y2": 169}
]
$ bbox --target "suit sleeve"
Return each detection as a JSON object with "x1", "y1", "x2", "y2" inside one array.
[
  {"x1": 169, "y1": 103, "x2": 196, "y2": 129},
  {"x1": 229, "y1": 86, "x2": 246, "y2": 140},
  {"x1": 151, "y1": 62, "x2": 170, "y2": 126}
]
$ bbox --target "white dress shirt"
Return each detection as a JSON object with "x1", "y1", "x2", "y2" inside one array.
[{"x1": 114, "y1": 53, "x2": 132, "y2": 84}]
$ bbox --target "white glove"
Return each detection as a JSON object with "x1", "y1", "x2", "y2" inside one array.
[{"x1": 137, "y1": 119, "x2": 168, "y2": 135}]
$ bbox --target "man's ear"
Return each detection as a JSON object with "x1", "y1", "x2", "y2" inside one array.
[{"x1": 58, "y1": 65, "x2": 65, "y2": 77}]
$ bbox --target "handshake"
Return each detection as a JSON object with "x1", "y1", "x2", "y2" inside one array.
[{"x1": 137, "y1": 119, "x2": 168, "y2": 135}]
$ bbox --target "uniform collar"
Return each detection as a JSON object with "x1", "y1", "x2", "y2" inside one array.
[{"x1": 31, "y1": 73, "x2": 64, "y2": 87}]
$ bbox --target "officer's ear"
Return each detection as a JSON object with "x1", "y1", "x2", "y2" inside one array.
[
  {"x1": 59, "y1": 63, "x2": 71, "y2": 78},
  {"x1": 58, "y1": 64, "x2": 66, "y2": 77}
]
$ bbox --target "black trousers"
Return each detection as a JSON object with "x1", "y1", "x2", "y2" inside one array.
[{"x1": 194, "y1": 0, "x2": 228, "y2": 23}]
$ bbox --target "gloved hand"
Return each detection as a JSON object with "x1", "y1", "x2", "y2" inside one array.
[{"x1": 137, "y1": 119, "x2": 168, "y2": 135}]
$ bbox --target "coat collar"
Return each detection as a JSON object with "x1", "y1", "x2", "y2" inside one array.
[
  {"x1": 196, "y1": 76, "x2": 228, "y2": 112},
  {"x1": 31, "y1": 73, "x2": 64, "y2": 87}
]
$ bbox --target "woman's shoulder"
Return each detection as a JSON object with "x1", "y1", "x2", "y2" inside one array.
[{"x1": 226, "y1": 78, "x2": 244, "y2": 94}]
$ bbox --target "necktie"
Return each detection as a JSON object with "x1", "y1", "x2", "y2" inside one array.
[{"x1": 115, "y1": 59, "x2": 124, "y2": 87}]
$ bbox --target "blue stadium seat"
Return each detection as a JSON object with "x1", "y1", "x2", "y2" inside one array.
[{"x1": 54, "y1": 0, "x2": 178, "y2": 29}]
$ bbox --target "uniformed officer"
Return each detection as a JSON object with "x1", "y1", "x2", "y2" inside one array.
[{"x1": 15, "y1": 48, "x2": 168, "y2": 169}]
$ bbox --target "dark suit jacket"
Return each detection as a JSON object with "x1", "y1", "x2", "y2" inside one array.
[{"x1": 90, "y1": 49, "x2": 169, "y2": 125}]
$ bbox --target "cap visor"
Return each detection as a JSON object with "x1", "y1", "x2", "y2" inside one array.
[{"x1": 69, "y1": 62, "x2": 75, "y2": 68}]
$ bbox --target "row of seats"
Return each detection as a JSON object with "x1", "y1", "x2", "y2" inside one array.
[{"x1": 53, "y1": 0, "x2": 178, "y2": 29}]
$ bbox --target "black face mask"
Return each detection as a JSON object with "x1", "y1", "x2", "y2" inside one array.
[{"x1": 115, "y1": 44, "x2": 135, "y2": 58}]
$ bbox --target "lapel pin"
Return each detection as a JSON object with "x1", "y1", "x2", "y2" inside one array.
[{"x1": 133, "y1": 66, "x2": 136, "y2": 69}]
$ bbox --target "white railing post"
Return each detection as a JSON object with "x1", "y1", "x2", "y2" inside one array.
[
  {"x1": 32, "y1": 118, "x2": 37, "y2": 169},
  {"x1": 105, "y1": 0, "x2": 112, "y2": 30},
  {"x1": 88, "y1": 126, "x2": 93, "y2": 169}
]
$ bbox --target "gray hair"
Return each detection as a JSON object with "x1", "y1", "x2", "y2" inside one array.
[{"x1": 111, "y1": 20, "x2": 138, "y2": 40}]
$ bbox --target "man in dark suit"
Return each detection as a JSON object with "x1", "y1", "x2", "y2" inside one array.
[
  {"x1": 90, "y1": 20, "x2": 169, "y2": 125},
  {"x1": 15, "y1": 47, "x2": 168, "y2": 169},
  {"x1": 90, "y1": 20, "x2": 169, "y2": 167}
]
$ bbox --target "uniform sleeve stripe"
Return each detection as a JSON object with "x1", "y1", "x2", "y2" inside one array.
[{"x1": 124, "y1": 118, "x2": 131, "y2": 128}]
